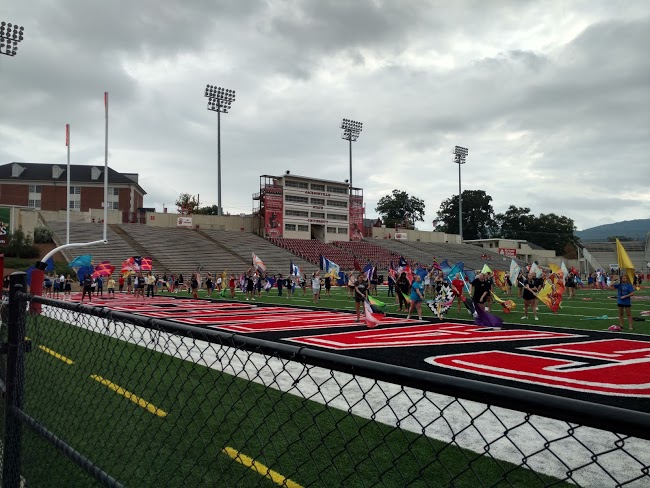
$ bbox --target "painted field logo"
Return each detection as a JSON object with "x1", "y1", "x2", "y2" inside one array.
[
  {"x1": 290, "y1": 324, "x2": 581, "y2": 350},
  {"x1": 428, "y1": 339, "x2": 650, "y2": 397}
]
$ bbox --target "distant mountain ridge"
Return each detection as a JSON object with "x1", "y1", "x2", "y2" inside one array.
[{"x1": 576, "y1": 219, "x2": 650, "y2": 241}]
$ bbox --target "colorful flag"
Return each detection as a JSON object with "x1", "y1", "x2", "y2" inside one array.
[
  {"x1": 252, "y1": 252, "x2": 266, "y2": 272},
  {"x1": 530, "y1": 262, "x2": 542, "y2": 278},
  {"x1": 493, "y1": 270, "x2": 508, "y2": 291},
  {"x1": 438, "y1": 259, "x2": 453, "y2": 278},
  {"x1": 121, "y1": 257, "x2": 137, "y2": 273},
  {"x1": 320, "y1": 255, "x2": 340, "y2": 279},
  {"x1": 363, "y1": 299, "x2": 384, "y2": 328},
  {"x1": 536, "y1": 279, "x2": 563, "y2": 313},
  {"x1": 397, "y1": 256, "x2": 413, "y2": 283},
  {"x1": 76, "y1": 265, "x2": 94, "y2": 283},
  {"x1": 474, "y1": 306, "x2": 503, "y2": 328},
  {"x1": 367, "y1": 295, "x2": 386, "y2": 313},
  {"x1": 549, "y1": 263, "x2": 561, "y2": 274},
  {"x1": 69, "y1": 254, "x2": 93, "y2": 268},
  {"x1": 414, "y1": 266, "x2": 428, "y2": 281},
  {"x1": 481, "y1": 263, "x2": 492, "y2": 274},
  {"x1": 561, "y1": 262, "x2": 569, "y2": 279},
  {"x1": 426, "y1": 284, "x2": 455, "y2": 319},
  {"x1": 490, "y1": 291, "x2": 516, "y2": 313},
  {"x1": 92, "y1": 261, "x2": 115, "y2": 278},
  {"x1": 616, "y1": 238, "x2": 635, "y2": 285}
]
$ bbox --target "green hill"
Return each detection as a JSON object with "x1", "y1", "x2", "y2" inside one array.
[{"x1": 576, "y1": 219, "x2": 649, "y2": 241}]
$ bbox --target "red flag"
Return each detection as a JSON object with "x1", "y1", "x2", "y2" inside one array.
[
  {"x1": 92, "y1": 261, "x2": 115, "y2": 278},
  {"x1": 363, "y1": 299, "x2": 384, "y2": 328},
  {"x1": 353, "y1": 258, "x2": 361, "y2": 272},
  {"x1": 65, "y1": 124, "x2": 70, "y2": 147},
  {"x1": 140, "y1": 257, "x2": 153, "y2": 271}
]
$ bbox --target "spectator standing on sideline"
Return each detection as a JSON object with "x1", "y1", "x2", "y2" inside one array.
[
  {"x1": 63, "y1": 275, "x2": 73, "y2": 300},
  {"x1": 146, "y1": 271, "x2": 156, "y2": 298},
  {"x1": 613, "y1": 275, "x2": 635, "y2": 330}
]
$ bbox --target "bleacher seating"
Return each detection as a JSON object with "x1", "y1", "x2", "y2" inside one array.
[
  {"x1": 48, "y1": 221, "x2": 140, "y2": 278},
  {"x1": 200, "y1": 230, "x2": 315, "y2": 277},
  {"x1": 270, "y1": 238, "x2": 357, "y2": 270},
  {"x1": 582, "y1": 241, "x2": 646, "y2": 271},
  {"x1": 332, "y1": 241, "x2": 399, "y2": 269}
]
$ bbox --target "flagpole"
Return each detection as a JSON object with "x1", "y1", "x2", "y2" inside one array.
[
  {"x1": 66, "y1": 123, "x2": 70, "y2": 245},
  {"x1": 103, "y1": 91, "x2": 108, "y2": 242}
]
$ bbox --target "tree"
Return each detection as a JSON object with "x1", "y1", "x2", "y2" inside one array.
[
  {"x1": 434, "y1": 190, "x2": 496, "y2": 239},
  {"x1": 175, "y1": 193, "x2": 199, "y2": 214},
  {"x1": 495, "y1": 206, "x2": 578, "y2": 256},
  {"x1": 194, "y1": 205, "x2": 221, "y2": 215},
  {"x1": 494, "y1": 206, "x2": 536, "y2": 240},
  {"x1": 375, "y1": 190, "x2": 425, "y2": 229}
]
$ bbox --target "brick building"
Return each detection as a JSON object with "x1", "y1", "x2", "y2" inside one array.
[{"x1": 0, "y1": 162, "x2": 146, "y2": 212}]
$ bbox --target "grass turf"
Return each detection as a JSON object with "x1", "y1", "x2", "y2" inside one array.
[{"x1": 9, "y1": 311, "x2": 572, "y2": 488}]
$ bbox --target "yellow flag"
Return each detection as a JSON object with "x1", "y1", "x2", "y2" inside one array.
[
  {"x1": 616, "y1": 238, "x2": 635, "y2": 285},
  {"x1": 549, "y1": 263, "x2": 560, "y2": 274}
]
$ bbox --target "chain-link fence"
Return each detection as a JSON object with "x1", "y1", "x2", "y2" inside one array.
[{"x1": 2, "y1": 273, "x2": 649, "y2": 487}]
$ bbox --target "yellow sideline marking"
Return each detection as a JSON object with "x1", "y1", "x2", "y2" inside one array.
[
  {"x1": 222, "y1": 447, "x2": 303, "y2": 488},
  {"x1": 89, "y1": 375, "x2": 167, "y2": 417},
  {"x1": 37, "y1": 345, "x2": 74, "y2": 365}
]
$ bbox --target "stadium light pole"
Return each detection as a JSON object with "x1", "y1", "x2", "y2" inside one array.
[
  {"x1": 341, "y1": 118, "x2": 363, "y2": 193},
  {"x1": 453, "y1": 146, "x2": 468, "y2": 241},
  {"x1": 205, "y1": 85, "x2": 236, "y2": 216},
  {"x1": 0, "y1": 21, "x2": 25, "y2": 57}
]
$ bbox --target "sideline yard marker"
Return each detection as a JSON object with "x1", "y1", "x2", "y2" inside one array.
[
  {"x1": 90, "y1": 375, "x2": 167, "y2": 417},
  {"x1": 222, "y1": 446, "x2": 303, "y2": 488},
  {"x1": 37, "y1": 345, "x2": 74, "y2": 365}
]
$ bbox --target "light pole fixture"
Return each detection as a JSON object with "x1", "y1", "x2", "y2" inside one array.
[
  {"x1": 205, "y1": 84, "x2": 236, "y2": 216},
  {"x1": 453, "y1": 145, "x2": 468, "y2": 241},
  {"x1": 341, "y1": 118, "x2": 362, "y2": 192},
  {"x1": 0, "y1": 21, "x2": 24, "y2": 57}
]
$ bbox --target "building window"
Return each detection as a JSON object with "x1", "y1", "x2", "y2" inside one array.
[
  {"x1": 311, "y1": 183, "x2": 325, "y2": 191},
  {"x1": 297, "y1": 224, "x2": 309, "y2": 232},
  {"x1": 327, "y1": 227, "x2": 337, "y2": 233},
  {"x1": 311, "y1": 212, "x2": 325, "y2": 218},
  {"x1": 69, "y1": 200, "x2": 81, "y2": 210},
  {"x1": 327, "y1": 200, "x2": 348, "y2": 208},
  {"x1": 285, "y1": 180, "x2": 308, "y2": 189},
  {"x1": 327, "y1": 186, "x2": 348, "y2": 194},
  {"x1": 28, "y1": 199, "x2": 41, "y2": 209},
  {"x1": 107, "y1": 202, "x2": 119, "y2": 210},
  {"x1": 28, "y1": 185, "x2": 42, "y2": 194},
  {"x1": 285, "y1": 209, "x2": 309, "y2": 218},
  {"x1": 327, "y1": 213, "x2": 348, "y2": 221},
  {"x1": 284, "y1": 223, "x2": 297, "y2": 231},
  {"x1": 338, "y1": 227, "x2": 348, "y2": 234},
  {"x1": 70, "y1": 186, "x2": 81, "y2": 195},
  {"x1": 310, "y1": 198, "x2": 325, "y2": 205},
  {"x1": 108, "y1": 187, "x2": 119, "y2": 196},
  {"x1": 285, "y1": 194, "x2": 309, "y2": 204}
]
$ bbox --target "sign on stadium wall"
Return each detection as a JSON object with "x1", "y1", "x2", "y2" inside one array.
[
  {"x1": 264, "y1": 186, "x2": 284, "y2": 238},
  {"x1": 0, "y1": 207, "x2": 10, "y2": 245},
  {"x1": 498, "y1": 247, "x2": 517, "y2": 257},
  {"x1": 349, "y1": 195, "x2": 363, "y2": 241},
  {"x1": 394, "y1": 232, "x2": 408, "y2": 240},
  {"x1": 177, "y1": 216, "x2": 193, "y2": 227}
]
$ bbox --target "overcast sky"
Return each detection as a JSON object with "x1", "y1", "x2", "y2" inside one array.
[{"x1": 1, "y1": 0, "x2": 649, "y2": 231}]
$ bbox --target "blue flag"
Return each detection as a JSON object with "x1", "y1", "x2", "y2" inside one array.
[
  {"x1": 439, "y1": 259, "x2": 453, "y2": 278},
  {"x1": 76, "y1": 265, "x2": 94, "y2": 283},
  {"x1": 26, "y1": 266, "x2": 35, "y2": 286},
  {"x1": 415, "y1": 266, "x2": 428, "y2": 280},
  {"x1": 44, "y1": 256, "x2": 55, "y2": 271},
  {"x1": 69, "y1": 254, "x2": 93, "y2": 268}
]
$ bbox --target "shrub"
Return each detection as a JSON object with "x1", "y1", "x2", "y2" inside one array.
[{"x1": 34, "y1": 226, "x2": 54, "y2": 244}]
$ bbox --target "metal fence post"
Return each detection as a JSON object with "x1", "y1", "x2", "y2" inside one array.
[{"x1": 2, "y1": 272, "x2": 29, "y2": 488}]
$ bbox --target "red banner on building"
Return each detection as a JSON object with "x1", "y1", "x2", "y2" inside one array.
[
  {"x1": 264, "y1": 186, "x2": 284, "y2": 238},
  {"x1": 498, "y1": 247, "x2": 517, "y2": 257},
  {"x1": 349, "y1": 195, "x2": 363, "y2": 240}
]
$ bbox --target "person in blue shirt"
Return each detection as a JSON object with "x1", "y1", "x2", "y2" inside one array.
[
  {"x1": 613, "y1": 275, "x2": 635, "y2": 330},
  {"x1": 407, "y1": 274, "x2": 425, "y2": 321}
]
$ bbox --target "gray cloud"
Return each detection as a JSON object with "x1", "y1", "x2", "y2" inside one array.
[{"x1": 1, "y1": 0, "x2": 649, "y2": 230}]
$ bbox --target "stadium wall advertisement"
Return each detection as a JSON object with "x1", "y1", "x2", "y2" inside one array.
[
  {"x1": 177, "y1": 216, "x2": 192, "y2": 227},
  {"x1": 349, "y1": 195, "x2": 363, "y2": 240},
  {"x1": 498, "y1": 247, "x2": 517, "y2": 257},
  {"x1": 264, "y1": 186, "x2": 283, "y2": 238}
]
